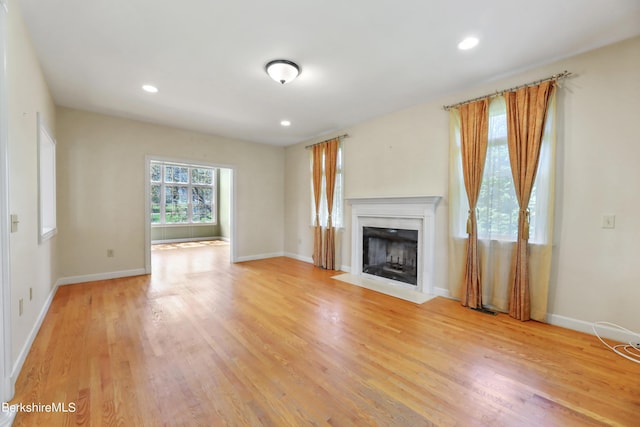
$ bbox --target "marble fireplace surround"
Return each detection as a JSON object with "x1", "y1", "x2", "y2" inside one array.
[{"x1": 346, "y1": 196, "x2": 441, "y2": 297}]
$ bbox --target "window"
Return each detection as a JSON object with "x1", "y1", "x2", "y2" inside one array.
[
  {"x1": 150, "y1": 161, "x2": 216, "y2": 225},
  {"x1": 38, "y1": 114, "x2": 57, "y2": 242},
  {"x1": 452, "y1": 96, "x2": 554, "y2": 244},
  {"x1": 476, "y1": 100, "x2": 524, "y2": 241},
  {"x1": 310, "y1": 144, "x2": 343, "y2": 227}
]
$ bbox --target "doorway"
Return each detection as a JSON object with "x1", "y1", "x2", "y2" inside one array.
[{"x1": 144, "y1": 156, "x2": 235, "y2": 274}]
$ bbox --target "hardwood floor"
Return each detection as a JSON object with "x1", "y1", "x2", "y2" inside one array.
[{"x1": 11, "y1": 242, "x2": 640, "y2": 426}]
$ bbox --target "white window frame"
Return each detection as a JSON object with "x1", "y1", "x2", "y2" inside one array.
[
  {"x1": 38, "y1": 113, "x2": 57, "y2": 243},
  {"x1": 310, "y1": 143, "x2": 344, "y2": 228},
  {"x1": 150, "y1": 161, "x2": 217, "y2": 226},
  {"x1": 476, "y1": 100, "x2": 521, "y2": 242},
  {"x1": 452, "y1": 96, "x2": 553, "y2": 244}
]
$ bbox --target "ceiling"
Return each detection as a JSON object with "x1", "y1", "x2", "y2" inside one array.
[{"x1": 17, "y1": 0, "x2": 640, "y2": 146}]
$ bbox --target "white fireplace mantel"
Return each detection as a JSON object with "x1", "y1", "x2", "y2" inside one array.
[
  {"x1": 347, "y1": 196, "x2": 442, "y2": 295},
  {"x1": 348, "y1": 196, "x2": 441, "y2": 212}
]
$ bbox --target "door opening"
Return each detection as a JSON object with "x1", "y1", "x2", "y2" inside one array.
[{"x1": 144, "y1": 156, "x2": 235, "y2": 274}]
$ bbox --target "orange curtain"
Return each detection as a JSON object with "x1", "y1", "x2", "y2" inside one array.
[
  {"x1": 505, "y1": 81, "x2": 554, "y2": 321},
  {"x1": 322, "y1": 139, "x2": 340, "y2": 270},
  {"x1": 311, "y1": 144, "x2": 324, "y2": 267},
  {"x1": 458, "y1": 99, "x2": 489, "y2": 309}
]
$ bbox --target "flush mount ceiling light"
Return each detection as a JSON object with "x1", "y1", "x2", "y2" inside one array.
[
  {"x1": 458, "y1": 37, "x2": 479, "y2": 50},
  {"x1": 142, "y1": 84, "x2": 158, "y2": 93},
  {"x1": 280, "y1": 120, "x2": 291, "y2": 127},
  {"x1": 265, "y1": 60, "x2": 300, "y2": 84}
]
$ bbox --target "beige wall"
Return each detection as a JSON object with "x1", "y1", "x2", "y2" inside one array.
[
  {"x1": 56, "y1": 108, "x2": 284, "y2": 277},
  {"x1": 7, "y1": 0, "x2": 58, "y2": 365},
  {"x1": 284, "y1": 36, "x2": 640, "y2": 332}
]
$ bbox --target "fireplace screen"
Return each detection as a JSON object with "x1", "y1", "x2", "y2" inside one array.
[{"x1": 362, "y1": 226, "x2": 418, "y2": 286}]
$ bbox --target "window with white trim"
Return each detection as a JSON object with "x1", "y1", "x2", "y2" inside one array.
[
  {"x1": 38, "y1": 114, "x2": 57, "y2": 242},
  {"x1": 150, "y1": 161, "x2": 216, "y2": 225},
  {"x1": 310, "y1": 144, "x2": 344, "y2": 228},
  {"x1": 451, "y1": 96, "x2": 554, "y2": 244}
]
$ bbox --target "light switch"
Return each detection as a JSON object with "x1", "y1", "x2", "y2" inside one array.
[{"x1": 10, "y1": 214, "x2": 19, "y2": 233}]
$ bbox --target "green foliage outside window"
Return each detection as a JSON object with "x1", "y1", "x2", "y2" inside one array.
[
  {"x1": 150, "y1": 162, "x2": 216, "y2": 224},
  {"x1": 475, "y1": 112, "x2": 537, "y2": 241}
]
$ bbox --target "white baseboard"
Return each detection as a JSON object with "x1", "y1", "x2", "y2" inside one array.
[
  {"x1": 57, "y1": 268, "x2": 147, "y2": 286},
  {"x1": 284, "y1": 253, "x2": 351, "y2": 273},
  {"x1": 284, "y1": 252, "x2": 312, "y2": 264},
  {"x1": 11, "y1": 282, "x2": 59, "y2": 387},
  {"x1": 433, "y1": 286, "x2": 451, "y2": 298},
  {"x1": 546, "y1": 313, "x2": 638, "y2": 343},
  {"x1": 235, "y1": 252, "x2": 285, "y2": 262}
]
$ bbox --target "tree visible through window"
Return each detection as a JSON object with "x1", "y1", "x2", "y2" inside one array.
[
  {"x1": 476, "y1": 100, "x2": 541, "y2": 241},
  {"x1": 151, "y1": 161, "x2": 216, "y2": 225},
  {"x1": 453, "y1": 97, "x2": 551, "y2": 244}
]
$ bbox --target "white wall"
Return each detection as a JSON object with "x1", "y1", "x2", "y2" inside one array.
[
  {"x1": 7, "y1": 0, "x2": 58, "y2": 367},
  {"x1": 56, "y1": 108, "x2": 285, "y2": 279},
  {"x1": 285, "y1": 36, "x2": 640, "y2": 332}
]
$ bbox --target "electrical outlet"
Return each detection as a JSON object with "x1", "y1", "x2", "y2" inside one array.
[
  {"x1": 631, "y1": 342, "x2": 640, "y2": 350},
  {"x1": 107, "y1": 249, "x2": 114, "y2": 258},
  {"x1": 19, "y1": 299, "x2": 23, "y2": 316},
  {"x1": 602, "y1": 214, "x2": 615, "y2": 229},
  {"x1": 10, "y1": 214, "x2": 19, "y2": 233}
]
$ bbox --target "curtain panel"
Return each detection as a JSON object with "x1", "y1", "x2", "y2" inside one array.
[
  {"x1": 311, "y1": 144, "x2": 324, "y2": 267},
  {"x1": 458, "y1": 100, "x2": 489, "y2": 309},
  {"x1": 449, "y1": 90, "x2": 557, "y2": 322},
  {"x1": 505, "y1": 81, "x2": 555, "y2": 321},
  {"x1": 310, "y1": 139, "x2": 341, "y2": 270},
  {"x1": 322, "y1": 139, "x2": 340, "y2": 270}
]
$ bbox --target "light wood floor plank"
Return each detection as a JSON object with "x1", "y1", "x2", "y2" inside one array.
[{"x1": 10, "y1": 242, "x2": 640, "y2": 426}]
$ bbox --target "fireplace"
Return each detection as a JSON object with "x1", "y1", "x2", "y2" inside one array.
[
  {"x1": 348, "y1": 196, "x2": 441, "y2": 295},
  {"x1": 363, "y1": 226, "x2": 418, "y2": 285}
]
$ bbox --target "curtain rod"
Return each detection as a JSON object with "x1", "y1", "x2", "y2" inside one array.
[
  {"x1": 305, "y1": 133, "x2": 349, "y2": 149},
  {"x1": 442, "y1": 70, "x2": 572, "y2": 111}
]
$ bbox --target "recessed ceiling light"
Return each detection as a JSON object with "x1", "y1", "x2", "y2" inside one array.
[
  {"x1": 142, "y1": 84, "x2": 158, "y2": 93},
  {"x1": 280, "y1": 120, "x2": 291, "y2": 127},
  {"x1": 458, "y1": 37, "x2": 479, "y2": 50}
]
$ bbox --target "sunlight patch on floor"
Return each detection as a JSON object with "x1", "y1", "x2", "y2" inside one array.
[{"x1": 152, "y1": 240, "x2": 229, "y2": 251}]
